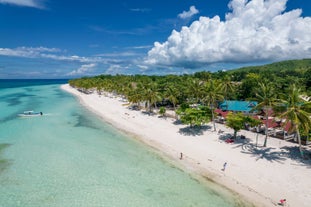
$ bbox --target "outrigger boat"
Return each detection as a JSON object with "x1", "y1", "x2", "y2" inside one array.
[{"x1": 18, "y1": 111, "x2": 43, "y2": 117}]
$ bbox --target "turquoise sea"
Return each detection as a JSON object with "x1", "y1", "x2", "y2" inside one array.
[{"x1": 0, "y1": 80, "x2": 250, "y2": 207}]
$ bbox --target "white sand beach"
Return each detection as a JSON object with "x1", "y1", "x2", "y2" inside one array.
[{"x1": 61, "y1": 84, "x2": 311, "y2": 207}]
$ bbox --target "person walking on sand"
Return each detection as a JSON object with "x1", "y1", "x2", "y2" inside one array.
[
  {"x1": 222, "y1": 162, "x2": 227, "y2": 171},
  {"x1": 279, "y1": 198, "x2": 286, "y2": 206}
]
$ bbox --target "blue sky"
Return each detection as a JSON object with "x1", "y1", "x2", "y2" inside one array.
[{"x1": 0, "y1": 0, "x2": 310, "y2": 78}]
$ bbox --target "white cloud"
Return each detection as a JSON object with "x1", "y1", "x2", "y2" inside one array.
[
  {"x1": 0, "y1": 46, "x2": 145, "y2": 77},
  {"x1": 0, "y1": 0, "x2": 45, "y2": 9},
  {"x1": 67, "y1": 63, "x2": 97, "y2": 76},
  {"x1": 131, "y1": 45, "x2": 153, "y2": 49},
  {"x1": 178, "y1": 6, "x2": 199, "y2": 19},
  {"x1": 0, "y1": 47, "x2": 60, "y2": 58},
  {"x1": 105, "y1": 64, "x2": 123, "y2": 74},
  {"x1": 0, "y1": 46, "x2": 106, "y2": 63},
  {"x1": 0, "y1": 46, "x2": 142, "y2": 76},
  {"x1": 147, "y1": 0, "x2": 311, "y2": 68}
]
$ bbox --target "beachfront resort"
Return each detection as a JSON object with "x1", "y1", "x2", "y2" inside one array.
[{"x1": 65, "y1": 60, "x2": 311, "y2": 207}]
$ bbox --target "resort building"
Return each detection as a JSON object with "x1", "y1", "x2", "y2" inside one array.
[
  {"x1": 219, "y1": 100, "x2": 257, "y2": 114},
  {"x1": 215, "y1": 100, "x2": 257, "y2": 125},
  {"x1": 215, "y1": 100, "x2": 300, "y2": 143}
]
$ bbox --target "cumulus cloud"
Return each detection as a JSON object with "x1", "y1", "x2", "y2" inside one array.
[
  {"x1": 0, "y1": 0, "x2": 45, "y2": 9},
  {"x1": 178, "y1": 6, "x2": 199, "y2": 19},
  {"x1": 67, "y1": 63, "x2": 97, "y2": 76},
  {"x1": 147, "y1": 0, "x2": 311, "y2": 68}
]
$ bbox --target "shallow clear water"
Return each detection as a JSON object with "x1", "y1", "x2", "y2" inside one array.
[{"x1": 0, "y1": 81, "x2": 249, "y2": 207}]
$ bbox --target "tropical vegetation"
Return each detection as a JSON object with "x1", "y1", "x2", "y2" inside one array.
[
  {"x1": 278, "y1": 84, "x2": 311, "y2": 157},
  {"x1": 225, "y1": 112, "x2": 262, "y2": 139},
  {"x1": 68, "y1": 59, "x2": 311, "y2": 157}
]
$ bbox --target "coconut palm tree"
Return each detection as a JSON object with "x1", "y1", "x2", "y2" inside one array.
[
  {"x1": 253, "y1": 82, "x2": 277, "y2": 147},
  {"x1": 279, "y1": 84, "x2": 311, "y2": 157},
  {"x1": 163, "y1": 84, "x2": 180, "y2": 118},
  {"x1": 186, "y1": 78, "x2": 204, "y2": 104},
  {"x1": 127, "y1": 83, "x2": 144, "y2": 107},
  {"x1": 142, "y1": 82, "x2": 162, "y2": 113},
  {"x1": 219, "y1": 75, "x2": 234, "y2": 110},
  {"x1": 203, "y1": 80, "x2": 224, "y2": 131}
]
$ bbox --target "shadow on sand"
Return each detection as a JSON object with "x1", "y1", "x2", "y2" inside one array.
[
  {"x1": 218, "y1": 134, "x2": 311, "y2": 167},
  {"x1": 179, "y1": 125, "x2": 212, "y2": 136},
  {"x1": 173, "y1": 120, "x2": 183, "y2": 125},
  {"x1": 141, "y1": 111, "x2": 156, "y2": 116}
]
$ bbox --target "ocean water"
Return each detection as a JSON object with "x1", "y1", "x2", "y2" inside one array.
[{"x1": 0, "y1": 80, "x2": 249, "y2": 207}]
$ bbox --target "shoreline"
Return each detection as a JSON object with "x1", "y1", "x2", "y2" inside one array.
[{"x1": 61, "y1": 84, "x2": 311, "y2": 207}]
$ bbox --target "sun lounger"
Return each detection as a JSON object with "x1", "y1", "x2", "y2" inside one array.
[{"x1": 225, "y1": 138, "x2": 234, "y2": 143}]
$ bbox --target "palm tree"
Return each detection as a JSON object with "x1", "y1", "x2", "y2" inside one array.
[
  {"x1": 253, "y1": 82, "x2": 277, "y2": 147},
  {"x1": 127, "y1": 83, "x2": 144, "y2": 107},
  {"x1": 279, "y1": 84, "x2": 311, "y2": 157},
  {"x1": 164, "y1": 84, "x2": 180, "y2": 118},
  {"x1": 219, "y1": 75, "x2": 234, "y2": 110},
  {"x1": 203, "y1": 80, "x2": 224, "y2": 131},
  {"x1": 102, "y1": 79, "x2": 114, "y2": 94},
  {"x1": 186, "y1": 78, "x2": 204, "y2": 104},
  {"x1": 142, "y1": 82, "x2": 162, "y2": 113}
]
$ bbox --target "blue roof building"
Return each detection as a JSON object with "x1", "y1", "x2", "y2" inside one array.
[{"x1": 219, "y1": 100, "x2": 257, "y2": 113}]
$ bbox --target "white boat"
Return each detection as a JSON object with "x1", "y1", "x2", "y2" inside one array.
[{"x1": 18, "y1": 111, "x2": 43, "y2": 117}]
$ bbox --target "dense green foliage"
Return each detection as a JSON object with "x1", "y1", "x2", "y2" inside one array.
[
  {"x1": 176, "y1": 106, "x2": 211, "y2": 127},
  {"x1": 159, "y1": 107, "x2": 166, "y2": 117},
  {"x1": 228, "y1": 59, "x2": 311, "y2": 75},
  {"x1": 226, "y1": 59, "x2": 311, "y2": 97},
  {"x1": 225, "y1": 112, "x2": 246, "y2": 138}
]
